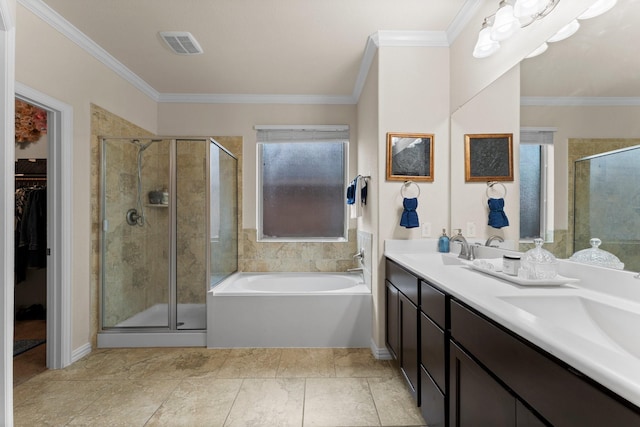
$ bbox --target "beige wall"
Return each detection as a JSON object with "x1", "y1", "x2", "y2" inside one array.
[{"x1": 16, "y1": 5, "x2": 158, "y2": 351}]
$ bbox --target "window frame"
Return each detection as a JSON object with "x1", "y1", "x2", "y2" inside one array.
[
  {"x1": 257, "y1": 139, "x2": 349, "y2": 243},
  {"x1": 519, "y1": 128, "x2": 555, "y2": 243}
]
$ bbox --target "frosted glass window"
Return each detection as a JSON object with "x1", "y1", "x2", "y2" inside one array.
[
  {"x1": 259, "y1": 142, "x2": 346, "y2": 240},
  {"x1": 519, "y1": 144, "x2": 542, "y2": 239}
]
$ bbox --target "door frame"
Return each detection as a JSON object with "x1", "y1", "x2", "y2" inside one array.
[{"x1": 15, "y1": 83, "x2": 73, "y2": 371}]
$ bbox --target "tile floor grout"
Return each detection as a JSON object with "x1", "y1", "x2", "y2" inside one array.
[{"x1": 14, "y1": 347, "x2": 426, "y2": 426}]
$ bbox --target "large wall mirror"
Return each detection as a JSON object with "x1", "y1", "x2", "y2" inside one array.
[{"x1": 519, "y1": 0, "x2": 640, "y2": 270}]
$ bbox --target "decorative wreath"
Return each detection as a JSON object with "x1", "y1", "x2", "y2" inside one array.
[{"x1": 15, "y1": 99, "x2": 47, "y2": 143}]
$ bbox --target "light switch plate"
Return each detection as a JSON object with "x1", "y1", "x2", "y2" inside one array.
[
  {"x1": 422, "y1": 222, "x2": 432, "y2": 237},
  {"x1": 466, "y1": 222, "x2": 476, "y2": 237}
]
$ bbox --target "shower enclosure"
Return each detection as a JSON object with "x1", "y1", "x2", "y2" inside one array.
[
  {"x1": 99, "y1": 137, "x2": 237, "y2": 344},
  {"x1": 574, "y1": 145, "x2": 640, "y2": 271}
]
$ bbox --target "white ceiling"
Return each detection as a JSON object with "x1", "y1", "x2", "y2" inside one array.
[
  {"x1": 31, "y1": 0, "x2": 638, "y2": 102},
  {"x1": 38, "y1": 0, "x2": 469, "y2": 99},
  {"x1": 521, "y1": 0, "x2": 640, "y2": 98}
]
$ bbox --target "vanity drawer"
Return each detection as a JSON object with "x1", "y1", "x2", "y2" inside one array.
[
  {"x1": 421, "y1": 311, "x2": 446, "y2": 393},
  {"x1": 420, "y1": 280, "x2": 446, "y2": 329},
  {"x1": 386, "y1": 259, "x2": 418, "y2": 305}
]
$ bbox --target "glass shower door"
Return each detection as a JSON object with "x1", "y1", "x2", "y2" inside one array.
[
  {"x1": 101, "y1": 138, "x2": 172, "y2": 329},
  {"x1": 175, "y1": 139, "x2": 208, "y2": 330}
]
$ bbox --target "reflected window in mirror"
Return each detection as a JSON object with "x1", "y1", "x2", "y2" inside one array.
[{"x1": 519, "y1": 129, "x2": 554, "y2": 242}]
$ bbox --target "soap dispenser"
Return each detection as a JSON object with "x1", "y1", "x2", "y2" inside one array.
[{"x1": 438, "y1": 229, "x2": 450, "y2": 253}]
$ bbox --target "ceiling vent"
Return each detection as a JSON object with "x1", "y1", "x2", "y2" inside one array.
[{"x1": 159, "y1": 31, "x2": 203, "y2": 55}]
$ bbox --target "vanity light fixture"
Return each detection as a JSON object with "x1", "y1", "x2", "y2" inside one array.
[
  {"x1": 547, "y1": 19, "x2": 580, "y2": 42},
  {"x1": 473, "y1": 0, "x2": 561, "y2": 59},
  {"x1": 524, "y1": 42, "x2": 548, "y2": 58},
  {"x1": 578, "y1": 0, "x2": 617, "y2": 19},
  {"x1": 473, "y1": 19, "x2": 501, "y2": 58}
]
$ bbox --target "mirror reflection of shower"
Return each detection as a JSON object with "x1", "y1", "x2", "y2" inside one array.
[{"x1": 126, "y1": 139, "x2": 157, "y2": 226}]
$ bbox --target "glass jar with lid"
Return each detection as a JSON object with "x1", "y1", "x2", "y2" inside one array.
[
  {"x1": 519, "y1": 238, "x2": 558, "y2": 280},
  {"x1": 569, "y1": 238, "x2": 624, "y2": 270}
]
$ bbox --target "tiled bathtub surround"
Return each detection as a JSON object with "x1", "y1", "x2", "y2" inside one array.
[
  {"x1": 13, "y1": 348, "x2": 426, "y2": 426},
  {"x1": 240, "y1": 228, "x2": 358, "y2": 272}
]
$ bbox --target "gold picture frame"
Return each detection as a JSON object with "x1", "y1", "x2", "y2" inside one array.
[
  {"x1": 386, "y1": 132, "x2": 434, "y2": 182},
  {"x1": 464, "y1": 133, "x2": 513, "y2": 182}
]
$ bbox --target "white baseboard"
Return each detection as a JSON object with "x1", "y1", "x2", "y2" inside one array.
[
  {"x1": 71, "y1": 342, "x2": 92, "y2": 364},
  {"x1": 370, "y1": 338, "x2": 393, "y2": 360}
]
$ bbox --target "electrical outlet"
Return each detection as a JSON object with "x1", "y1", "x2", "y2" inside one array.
[
  {"x1": 466, "y1": 222, "x2": 476, "y2": 238},
  {"x1": 422, "y1": 222, "x2": 432, "y2": 237}
]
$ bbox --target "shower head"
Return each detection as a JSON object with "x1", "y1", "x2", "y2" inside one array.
[{"x1": 132, "y1": 139, "x2": 155, "y2": 152}]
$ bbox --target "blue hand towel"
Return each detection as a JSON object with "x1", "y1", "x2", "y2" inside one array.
[
  {"x1": 488, "y1": 197, "x2": 509, "y2": 229},
  {"x1": 346, "y1": 177, "x2": 357, "y2": 205},
  {"x1": 400, "y1": 197, "x2": 419, "y2": 228}
]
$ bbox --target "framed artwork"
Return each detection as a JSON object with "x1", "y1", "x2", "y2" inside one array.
[
  {"x1": 464, "y1": 133, "x2": 513, "y2": 182},
  {"x1": 386, "y1": 132, "x2": 434, "y2": 182}
]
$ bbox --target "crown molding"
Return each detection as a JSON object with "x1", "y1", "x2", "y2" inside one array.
[
  {"x1": 158, "y1": 93, "x2": 356, "y2": 105},
  {"x1": 446, "y1": 0, "x2": 484, "y2": 44},
  {"x1": 19, "y1": 0, "x2": 482, "y2": 106},
  {"x1": 18, "y1": 0, "x2": 160, "y2": 101},
  {"x1": 521, "y1": 96, "x2": 640, "y2": 106}
]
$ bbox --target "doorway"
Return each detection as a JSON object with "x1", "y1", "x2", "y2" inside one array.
[
  {"x1": 13, "y1": 100, "x2": 48, "y2": 383},
  {"x1": 14, "y1": 84, "x2": 74, "y2": 374}
]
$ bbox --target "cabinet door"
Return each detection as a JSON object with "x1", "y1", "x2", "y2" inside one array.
[
  {"x1": 421, "y1": 312, "x2": 446, "y2": 392},
  {"x1": 450, "y1": 342, "x2": 515, "y2": 427},
  {"x1": 385, "y1": 280, "x2": 399, "y2": 359},
  {"x1": 400, "y1": 292, "x2": 419, "y2": 399},
  {"x1": 516, "y1": 401, "x2": 547, "y2": 427}
]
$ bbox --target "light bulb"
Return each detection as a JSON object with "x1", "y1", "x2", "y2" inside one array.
[
  {"x1": 473, "y1": 26, "x2": 500, "y2": 58},
  {"x1": 514, "y1": 0, "x2": 547, "y2": 18},
  {"x1": 525, "y1": 42, "x2": 548, "y2": 58},
  {"x1": 578, "y1": 0, "x2": 617, "y2": 20},
  {"x1": 547, "y1": 20, "x2": 580, "y2": 43},
  {"x1": 491, "y1": 4, "x2": 521, "y2": 41}
]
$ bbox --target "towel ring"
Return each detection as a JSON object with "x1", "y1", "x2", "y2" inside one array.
[
  {"x1": 486, "y1": 181, "x2": 507, "y2": 198},
  {"x1": 401, "y1": 180, "x2": 420, "y2": 198}
]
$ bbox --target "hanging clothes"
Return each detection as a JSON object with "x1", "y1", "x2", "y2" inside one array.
[{"x1": 15, "y1": 186, "x2": 47, "y2": 283}]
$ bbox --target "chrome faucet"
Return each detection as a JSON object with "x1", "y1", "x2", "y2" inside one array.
[
  {"x1": 485, "y1": 235, "x2": 504, "y2": 247},
  {"x1": 347, "y1": 267, "x2": 364, "y2": 273},
  {"x1": 450, "y1": 230, "x2": 473, "y2": 260}
]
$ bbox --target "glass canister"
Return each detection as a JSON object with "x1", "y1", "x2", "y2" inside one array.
[
  {"x1": 519, "y1": 238, "x2": 558, "y2": 280},
  {"x1": 569, "y1": 238, "x2": 625, "y2": 270}
]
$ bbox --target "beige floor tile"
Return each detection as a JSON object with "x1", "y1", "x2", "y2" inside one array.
[
  {"x1": 67, "y1": 379, "x2": 179, "y2": 426},
  {"x1": 368, "y1": 377, "x2": 425, "y2": 426},
  {"x1": 303, "y1": 377, "x2": 380, "y2": 427},
  {"x1": 333, "y1": 348, "x2": 394, "y2": 378},
  {"x1": 224, "y1": 378, "x2": 305, "y2": 426},
  {"x1": 13, "y1": 380, "x2": 113, "y2": 426},
  {"x1": 217, "y1": 348, "x2": 282, "y2": 378},
  {"x1": 277, "y1": 348, "x2": 335, "y2": 378},
  {"x1": 146, "y1": 378, "x2": 242, "y2": 426}
]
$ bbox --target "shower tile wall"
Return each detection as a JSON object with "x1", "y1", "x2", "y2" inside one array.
[
  {"x1": 102, "y1": 139, "x2": 171, "y2": 327},
  {"x1": 239, "y1": 229, "x2": 358, "y2": 272},
  {"x1": 176, "y1": 140, "x2": 207, "y2": 304}
]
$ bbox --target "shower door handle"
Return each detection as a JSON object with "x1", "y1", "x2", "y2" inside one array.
[{"x1": 103, "y1": 219, "x2": 109, "y2": 231}]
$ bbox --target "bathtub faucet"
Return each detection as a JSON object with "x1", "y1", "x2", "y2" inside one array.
[{"x1": 347, "y1": 267, "x2": 364, "y2": 273}]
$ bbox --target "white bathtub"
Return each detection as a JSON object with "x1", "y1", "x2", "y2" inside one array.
[{"x1": 207, "y1": 272, "x2": 372, "y2": 348}]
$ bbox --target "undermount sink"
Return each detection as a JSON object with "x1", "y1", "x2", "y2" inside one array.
[
  {"x1": 440, "y1": 253, "x2": 467, "y2": 265},
  {"x1": 499, "y1": 295, "x2": 640, "y2": 359}
]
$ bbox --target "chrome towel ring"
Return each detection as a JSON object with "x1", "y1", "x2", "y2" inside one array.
[{"x1": 486, "y1": 181, "x2": 507, "y2": 198}]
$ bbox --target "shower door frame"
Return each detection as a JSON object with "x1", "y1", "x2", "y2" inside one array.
[{"x1": 99, "y1": 137, "x2": 211, "y2": 333}]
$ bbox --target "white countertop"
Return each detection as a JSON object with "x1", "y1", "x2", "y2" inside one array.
[{"x1": 385, "y1": 239, "x2": 640, "y2": 408}]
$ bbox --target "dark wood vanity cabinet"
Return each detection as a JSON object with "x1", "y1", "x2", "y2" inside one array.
[
  {"x1": 419, "y1": 280, "x2": 448, "y2": 427},
  {"x1": 385, "y1": 259, "x2": 419, "y2": 399},
  {"x1": 450, "y1": 299, "x2": 640, "y2": 427},
  {"x1": 385, "y1": 257, "x2": 640, "y2": 427}
]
